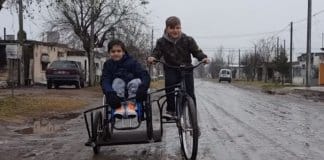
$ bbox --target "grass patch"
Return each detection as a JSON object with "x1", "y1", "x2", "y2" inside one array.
[
  {"x1": 233, "y1": 80, "x2": 297, "y2": 90},
  {"x1": 0, "y1": 95, "x2": 87, "y2": 119}
]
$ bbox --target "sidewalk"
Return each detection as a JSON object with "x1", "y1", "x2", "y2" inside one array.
[{"x1": 291, "y1": 86, "x2": 324, "y2": 93}]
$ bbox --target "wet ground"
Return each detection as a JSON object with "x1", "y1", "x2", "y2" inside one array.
[{"x1": 1, "y1": 80, "x2": 324, "y2": 160}]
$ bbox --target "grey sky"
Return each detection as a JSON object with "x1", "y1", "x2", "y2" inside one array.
[
  {"x1": 147, "y1": 0, "x2": 324, "y2": 59},
  {"x1": 1, "y1": 0, "x2": 324, "y2": 61}
]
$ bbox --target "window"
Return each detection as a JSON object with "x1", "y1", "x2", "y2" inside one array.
[
  {"x1": 58, "y1": 52, "x2": 64, "y2": 57},
  {"x1": 41, "y1": 54, "x2": 50, "y2": 71}
]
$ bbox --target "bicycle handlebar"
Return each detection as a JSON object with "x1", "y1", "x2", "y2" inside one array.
[{"x1": 153, "y1": 60, "x2": 204, "y2": 70}]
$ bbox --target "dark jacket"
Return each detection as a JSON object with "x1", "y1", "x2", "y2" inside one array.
[
  {"x1": 152, "y1": 33, "x2": 207, "y2": 66},
  {"x1": 101, "y1": 53, "x2": 150, "y2": 93}
]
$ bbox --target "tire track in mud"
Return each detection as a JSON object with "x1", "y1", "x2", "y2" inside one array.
[
  {"x1": 197, "y1": 93, "x2": 251, "y2": 160},
  {"x1": 196, "y1": 86, "x2": 305, "y2": 160},
  {"x1": 199, "y1": 81, "x2": 324, "y2": 159}
]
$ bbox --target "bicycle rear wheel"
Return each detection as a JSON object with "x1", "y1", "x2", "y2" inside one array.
[{"x1": 179, "y1": 95, "x2": 199, "y2": 160}]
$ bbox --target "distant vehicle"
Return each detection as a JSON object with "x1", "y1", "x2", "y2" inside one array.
[
  {"x1": 219, "y1": 69, "x2": 232, "y2": 83},
  {"x1": 46, "y1": 60, "x2": 85, "y2": 89}
]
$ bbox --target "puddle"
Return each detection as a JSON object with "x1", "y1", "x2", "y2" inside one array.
[
  {"x1": 15, "y1": 119, "x2": 64, "y2": 134},
  {"x1": 14, "y1": 112, "x2": 79, "y2": 135}
]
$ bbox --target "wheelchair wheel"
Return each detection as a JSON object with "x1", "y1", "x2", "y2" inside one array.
[
  {"x1": 92, "y1": 111, "x2": 103, "y2": 154},
  {"x1": 145, "y1": 100, "x2": 153, "y2": 140},
  {"x1": 179, "y1": 95, "x2": 199, "y2": 160},
  {"x1": 102, "y1": 95, "x2": 113, "y2": 138}
]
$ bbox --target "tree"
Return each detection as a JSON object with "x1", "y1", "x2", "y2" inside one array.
[
  {"x1": 0, "y1": 0, "x2": 5, "y2": 10},
  {"x1": 47, "y1": 0, "x2": 148, "y2": 86},
  {"x1": 255, "y1": 37, "x2": 276, "y2": 82},
  {"x1": 273, "y1": 46, "x2": 289, "y2": 85},
  {"x1": 208, "y1": 46, "x2": 225, "y2": 79},
  {"x1": 193, "y1": 59, "x2": 207, "y2": 78}
]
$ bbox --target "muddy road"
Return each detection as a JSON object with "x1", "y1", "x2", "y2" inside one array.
[{"x1": 1, "y1": 80, "x2": 324, "y2": 160}]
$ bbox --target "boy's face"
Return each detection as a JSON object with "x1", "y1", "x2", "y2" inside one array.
[
  {"x1": 166, "y1": 24, "x2": 181, "y2": 39},
  {"x1": 109, "y1": 45, "x2": 124, "y2": 61}
]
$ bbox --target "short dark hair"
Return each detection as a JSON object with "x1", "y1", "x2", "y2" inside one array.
[
  {"x1": 165, "y1": 16, "x2": 181, "y2": 28},
  {"x1": 107, "y1": 39, "x2": 127, "y2": 53}
]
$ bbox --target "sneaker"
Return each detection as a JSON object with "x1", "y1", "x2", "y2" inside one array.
[
  {"x1": 114, "y1": 106, "x2": 125, "y2": 119},
  {"x1": 162, "y1": 111, "x2": 176, "y2": 120},
  {"x1": 126, "y1": 101, "x2": 137, "y2": 118}
]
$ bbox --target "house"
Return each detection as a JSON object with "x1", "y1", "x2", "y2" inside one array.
[
  {"x1": 0, "y1": 40, "x2": 106, "y2": 87},
  {"x1": 0, "y1": 40, "x2": 70, "y2": 86},
  {"x1": 256, "y1": 62, "x2": 276, "y2": 82},
  {"x1": 292, "y1": 52, "x2": 324, "y2": 85},
  {"x1": 66, "y1": 49, "x2": 107, "y2": 82},
  {"x1": 228, "y1": 64, "x2": 245, "y2": 80}
]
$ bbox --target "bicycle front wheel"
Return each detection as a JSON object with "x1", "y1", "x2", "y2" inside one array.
[{"x1": 179, "y1": 95, "x2": 199, "y2": 160}]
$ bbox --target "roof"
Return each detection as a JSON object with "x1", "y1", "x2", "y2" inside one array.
[{"x1": 0, "y1": 40, "x2": 69, "y2": 48}]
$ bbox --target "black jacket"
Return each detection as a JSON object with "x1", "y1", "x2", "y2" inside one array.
[
  {"x1": 152, "y1": 33, "x2": 207, "y2": 66},
  {"x1": 101, "y1": 53, "x2": 150, "y2": 93}
]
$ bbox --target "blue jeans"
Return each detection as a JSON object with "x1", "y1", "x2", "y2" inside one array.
[{"x1": 112, "y1": 78, "x2": 142, "y2": 99}]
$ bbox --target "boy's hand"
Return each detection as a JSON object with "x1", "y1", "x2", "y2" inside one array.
[
  {"x1": 147, "y1": 57, "x2": 156, "y2": 64},
  {"x1": 106, "y1": 91, "x2": 121, "y2": 108},
  {"x1": 202, "y1": 58, "x2": 210, "y2": 64},
  {"x1": 136, "y1": 85, "x2": 147, "y2": 101}
]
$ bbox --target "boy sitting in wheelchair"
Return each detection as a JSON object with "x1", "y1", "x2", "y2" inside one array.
[{"x1": 101, "y1": 40, "x2": 151, "y2": 119}]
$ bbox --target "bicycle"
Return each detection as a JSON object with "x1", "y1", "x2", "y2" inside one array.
[{"x1": 152, "y1": 60, "x2": 203, "y2": 160}]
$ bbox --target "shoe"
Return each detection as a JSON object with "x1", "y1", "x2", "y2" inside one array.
[
  {"x1": 114, "y1": 106, "x2": 125, "y2": 119},
  {"x1": 126, "y1": 101, "x2": 137, "y2": 118},
  {"x1": 162, "y1": 111, "x2": 176, "y2": 120}
]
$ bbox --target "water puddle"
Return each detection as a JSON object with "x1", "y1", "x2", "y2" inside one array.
[
  {"x1": 14, "y1": 112, "x2": 80, "y2": 135},
  {"x1": 15, "y1": 119, "x2": 63, "y2": 134}
]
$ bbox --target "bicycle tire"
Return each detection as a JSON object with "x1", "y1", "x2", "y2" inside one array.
[
  {"x1": 92, "y1": 111, "x2": 103, "y2": 154},
  {"x1": 145, "y1": 101, "x2": 153, "y2": 139},
  {"x1": 179, "y1": 95, "x2": 199, "y2": 160}
]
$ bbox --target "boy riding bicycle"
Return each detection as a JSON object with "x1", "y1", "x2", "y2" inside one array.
[{"x1": 148, "y1": 16, "x2": 209, "y2": 118}]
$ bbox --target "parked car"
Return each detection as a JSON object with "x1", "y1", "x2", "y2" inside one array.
[
  {"x1": 46, "y1": 60, "x2": 85, "y2": 89},
  {"x1": 219, "y1": 69, "x2": 232, "y2": 83}
]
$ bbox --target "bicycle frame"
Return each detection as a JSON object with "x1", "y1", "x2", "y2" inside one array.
[{"x1": 153, "y1": 60, "x2": 203, "y2": 122}]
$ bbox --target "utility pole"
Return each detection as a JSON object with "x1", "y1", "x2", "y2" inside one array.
[
  {"x1": 149, "y1": 28, "x2": 154, "y2": 76},
  {"x1": 290, "y1": 22, "x2": 293, "y2": 83},
  {"x1": 306, "y1": 0, "x2": 312, "y2": 87},
  {"x1": 284, "y1": 40, "x2": 286, "y2": 54},
  {"x1": 17, "y1": 0, "x2": 26, "y2": 86},
  {"x1": 238, "y1": 49, "x2": 241, "y2": 79},
  {"x1": 276, "y1": 37, "x2": 280, "y2": 58},
  {"x1": 3, "y1": 27, "x2": 6, "y2": 40},
  {"x1": 89, "y1": 0, "x2": 95, "y2": 86},
  {"x1": 321, "y1": 33, "x2": 324, "y2": 51},
  {"x1": 253, "y1": 45, "x2": 257, "y2": 81}
]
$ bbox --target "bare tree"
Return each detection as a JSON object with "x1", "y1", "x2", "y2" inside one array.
[
  {"x1": 226, "y1": 50, "x2": 235, "y2": 66},
  {"x1": 46, "y1": 0, "x2": 148, "y2": 86},
  {"x1": 254, "y1": 37, "x2": 276, "y2": 82},
  {"x1": 193, "y1": 59, "x2": 207, "y2": 78},
  {"x1": 208, "y1": 46, "x2": 225, "y2": 79}
]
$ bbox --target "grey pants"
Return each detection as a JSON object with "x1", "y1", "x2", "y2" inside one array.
[{"x1": 112, "y1": 78, "x2": 142, "y2": 99}]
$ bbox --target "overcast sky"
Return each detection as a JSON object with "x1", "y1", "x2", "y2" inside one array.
[{"x1": 1, "y1": 0, "x2": 324, "y2": 61}]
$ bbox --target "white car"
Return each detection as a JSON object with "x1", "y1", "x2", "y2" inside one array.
[{"x1": 219, "y1": 69, "x2": 232, "y2": 83}]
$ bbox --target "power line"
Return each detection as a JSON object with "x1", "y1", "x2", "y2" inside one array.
[
  {"x1": 194, "y1": 26, "x2": 290, "y2": 39},
  {"x1": 293, "y1": 9, "x2": 324, "y2": 24},
  {"x1": 193, "y1": 8, "x2": 324, "y2": 40}
]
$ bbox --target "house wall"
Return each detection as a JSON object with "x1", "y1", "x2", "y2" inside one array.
[
  {"x1": 33, "y1": 44, "x2": 68, "y2": 84},
  {"x1": 66, "y1": 56, "x2": 107, "y2": 83},
  {"x1": 66, "y1": 56, "x2": 88, "y2": 82}
]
